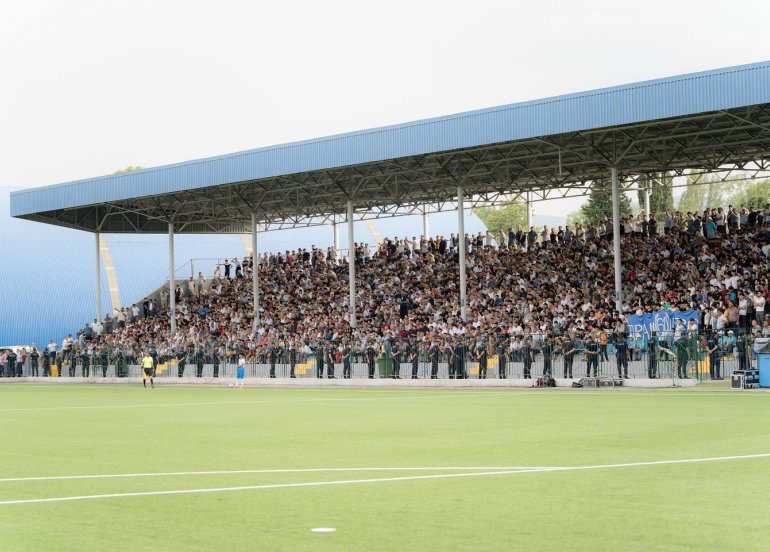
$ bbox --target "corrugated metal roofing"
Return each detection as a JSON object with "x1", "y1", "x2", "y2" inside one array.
[{"x1": 11, "y1": 61, "x2": 770, "y2": 218}]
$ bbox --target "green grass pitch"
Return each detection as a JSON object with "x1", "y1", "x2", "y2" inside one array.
[{"x1": 1, "y1": 383, "x2": 769, "y2": 551}]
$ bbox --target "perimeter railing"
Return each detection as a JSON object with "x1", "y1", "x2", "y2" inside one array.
[{"x1": 4, "y1": 331, "x2": 764, "y2": 382}]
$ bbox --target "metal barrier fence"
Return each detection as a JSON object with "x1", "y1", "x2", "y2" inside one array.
[{"x1": 2, "y1": 331, "x2": 763, "y2": 381}]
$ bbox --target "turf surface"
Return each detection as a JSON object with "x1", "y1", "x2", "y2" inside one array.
[{"x1": 0, "y1": 383, "x2": 769, "y2": 551}]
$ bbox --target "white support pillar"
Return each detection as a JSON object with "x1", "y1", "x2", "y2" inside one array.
[
  {"x1": 333, "y1": 219, "x2": 340, "y2": 261},
  {"x1": 644, "y1": 179, "x2": 651, "y2": 221},
  {"x1": 422, "y1": 211, "x2": 430, "y2": 239},
  {"x1": 347, "y1": 201, "x2": 357, "y2": 329},
  {"x1": 457, "y1": 186, "x2": 468, "y2": 322},
  {"x1": 611, "y1": 168, "x2": 623, "y2": 313},
  {"x1": 526, "y1": 191, "x2": 533, "y2": 229},
  {"x1": 95, "y1": 231, "x2": 102, "y2": 322},
  {"x1": 168, "y1": 222, "x2": 176, "y2": 335},
  {"x1": 252, "y1": 213, "x2": 260, "y2": 329}
]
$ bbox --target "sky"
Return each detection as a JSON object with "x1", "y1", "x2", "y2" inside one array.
[{"x1": 2, "y1": 0, "x2": 770, "y2": 219}]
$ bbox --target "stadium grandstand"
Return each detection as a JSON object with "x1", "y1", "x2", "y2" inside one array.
[
  {"x1": 0, "y1": 187, "x2": 484, "y2": 346},
  {"x1": 6, "y1": 60, "x2": 770, "y2": 384}
]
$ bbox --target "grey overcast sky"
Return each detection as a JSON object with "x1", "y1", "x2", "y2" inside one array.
[{"x1": 2, "y1": 0, "x2": 769, "y2": 217}]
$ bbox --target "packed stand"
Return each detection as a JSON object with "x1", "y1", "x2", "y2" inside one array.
[{"x1": 10, "y1": 203, "x2": 770, "y2": 380}]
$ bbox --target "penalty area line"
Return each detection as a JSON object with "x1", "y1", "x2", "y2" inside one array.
[{"x1": 1, "y1": 453, "x2": 768, "y2": 506}]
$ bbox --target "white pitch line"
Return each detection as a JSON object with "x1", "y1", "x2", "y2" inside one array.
[
  {"x1": 0, "y1": 466, "x2": 557, "y2": 483},
  {"x1": 1, "y1": 453, "x2": 768, "y2": 506}
]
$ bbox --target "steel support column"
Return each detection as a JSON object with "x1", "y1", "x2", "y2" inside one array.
[
  {"x1": 252, "y1": 212, "x2": 260, "y2": 329},
  {"x1": 458, "y1": 186, "x2": 468, "y2": 322},
  {"x1": 95, "y1": 231, "x2": 102, "y2": 322},
  {"x1": 422, "y1": 211, "x2": 430, "y2": 239},
  {"x1": 644, "y1": 179, "x2": 651, "y2": 221},
  {"x1": 347, "y1": 201, "x2": 357, "y2": 329},
  {"x1": 526, "y1": 191, "x2": 533, "y2": 229},
  {"x1": 611, "y1": 168, "x2": 623, "y2": 313},
  {"x1": 168, "y1": 222, "x2": 176, "y2": 335},
  {"x1": 333, "y1": 219, "x2": 340, "y2": 262}
]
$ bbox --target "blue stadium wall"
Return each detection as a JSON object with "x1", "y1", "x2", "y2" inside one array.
[{"x1": 0, "y1": 187, "x2": 486, "y2": 346}]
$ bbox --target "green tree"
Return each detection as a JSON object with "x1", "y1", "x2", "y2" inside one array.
[
  {"x1": 729, "y1": 178, "x2": 770, "y2": 209},
  {"x1": 577, "y1": 182, "x2": 633, "y2": 225},
  {"x1": 677, "y1": 172, "x2": 736, "y2": 212},
  {"x1": 637, "y1": 173, "x2": 674, "y2": 217},
  {"x1": 474, "y1": 203, "x2": 528, "y2": 234},
  {"x1": 114, "y1": 166, "x2": 144, "y2": 173},
  {"x1": 566, "y1": 210, "x2": 587, "y2": 227}
]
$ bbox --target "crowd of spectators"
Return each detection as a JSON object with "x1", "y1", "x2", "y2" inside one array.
[{"x1": 9, "y1": 203, "x2": 770, "y2": 379}]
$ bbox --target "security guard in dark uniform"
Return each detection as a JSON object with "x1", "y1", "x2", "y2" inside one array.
[
  {"x1": 176, "y1": 348, "x2": 187, "y2": 377},
  {"x1": 289, "y1": 342, "x2": 297, "y2": 378},
  {"x1": 324, "y1": 345, "x2": 335, "y2": 379},
  {"x1": 585, "y1": 337, "x2": 599, "y2": 377},
  {"x1": 615, "y1": 334, "x2": 629, "y2": 378},
  {"x1": 391, "y1": 342, "x2": 401, "y2": 379},
  {"x1": 30, "y1": 347, "x2": 40, "y2": 377},
  {"x1": 212, "y1": 346, "x2": 221, "y2": 378},
  {"x1": 68, "y1": 348, "x2": 77, "y2": 377},
  {"x1": 440, "y1": 341, "x2": 451, "y2": 379},
  {"x1": 315, "y1": 343, "x2": 325, "y2": 378},
  {"x1": 410, "y1": 341, "x2": 420, "y2": 379},
  {"x1": 100, "y1": 347, "x2": 110, "y2": 377},
  {"x1": 674, "y1": 336, "x2": 689, "y2": 379},
  {"x1": 647, "y1": 335, "x2": 658, "y2": 378},
  {"x1": 269, "y1": 346, "x2": 278, "y2": 378},
  {"x1": 455, "y1": 340, "x2": 467, "y2": 379},
  {"x1": 430, "y1": 341, "x2": 440, "y2": 379},
  {"x1": 42, "y1": 349, "x2": 51, "y2": 377},
  {"x1": 194, "y1": 347, "x2": 205, "y2": 378},
  {"x1": 541, "y1": 336, "x2": 554, "y2": 378},
  {"x1": 80, "y1": 348, "x2": 90, "y2": 378},
  {"x1": 522, "y1": 338, "x2": 533, "y2": 379},
  {"x1": 476, "y1": 341, "x2": 488, "y2": 379},
  {"x1": 446, "y1": 341, "x2": 456, "y2": 379},
  {"x1": 366, "y1": 344, "x2": 377, "y2": 378},
  {"x1": 342, "y1": 341, "x2": 352, "y2": 379},
  {"x1": 113, "y1": 348, "x2": 126, "y2": 377},
  {"x1": 563, "y1": 336, "x2": 578, "y2": 379},
  {"x1": 706, "y1": 333, "x2": 720, "y2": 380},
  {"x1": 497, "y1": 338, "x2": 507, "y2": 379}
]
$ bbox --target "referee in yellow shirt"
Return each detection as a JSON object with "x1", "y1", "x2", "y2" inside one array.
[{"x1": 141, "y1": 352, "x2": 155, "y2": 389}]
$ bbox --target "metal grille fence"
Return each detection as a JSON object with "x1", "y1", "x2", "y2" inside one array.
[{"x1": 2, "y1": 331, "x2": 763, "y2": 382}]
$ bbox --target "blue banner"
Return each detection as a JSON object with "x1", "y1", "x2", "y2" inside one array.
[{"x1": 626, "y1": 310, "x2": 700, "y2": 342}]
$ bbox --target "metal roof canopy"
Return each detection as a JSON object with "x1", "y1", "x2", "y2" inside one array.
[{"x1": 11, "y1": 61, "x2": 770, "y2": 234}]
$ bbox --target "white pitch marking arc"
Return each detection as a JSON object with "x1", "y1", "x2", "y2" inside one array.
[
  {"x1": 0, "y1": 466, "x2": 556, "y2": 484},
  {"x1": 0, "y1": 453, "x2": 768, "y2": 506}
]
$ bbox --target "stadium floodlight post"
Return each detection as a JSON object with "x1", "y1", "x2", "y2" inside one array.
[
  {"x1": 422, "y1": 211, "x2": 430, "y2": 239},
  {"x1": 95, "y1": 231, "x2": 102, "y2": 322},
  {"x1": 526, "y1": 191, "x2": 533, "y2": 229},
  {"x1": 457, "y1": 186, "x2": 468, "y2": 323},
  {"x1": 347, "y1": 200, "x2": 357, "y2": 329},
  {"x1": 252, "y1": 212, "x2": 260, "y2": 329},
  {"x1": 168, "y1": 221, "x2": 176, "y2": 335},
  {"x1": 611, "y1": 167, "x2": 623, "y2": 313}
]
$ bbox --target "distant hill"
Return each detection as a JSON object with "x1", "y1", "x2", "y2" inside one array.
[{"x1": 533, "y1": 214, "x2": 567, "y2": 229}]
